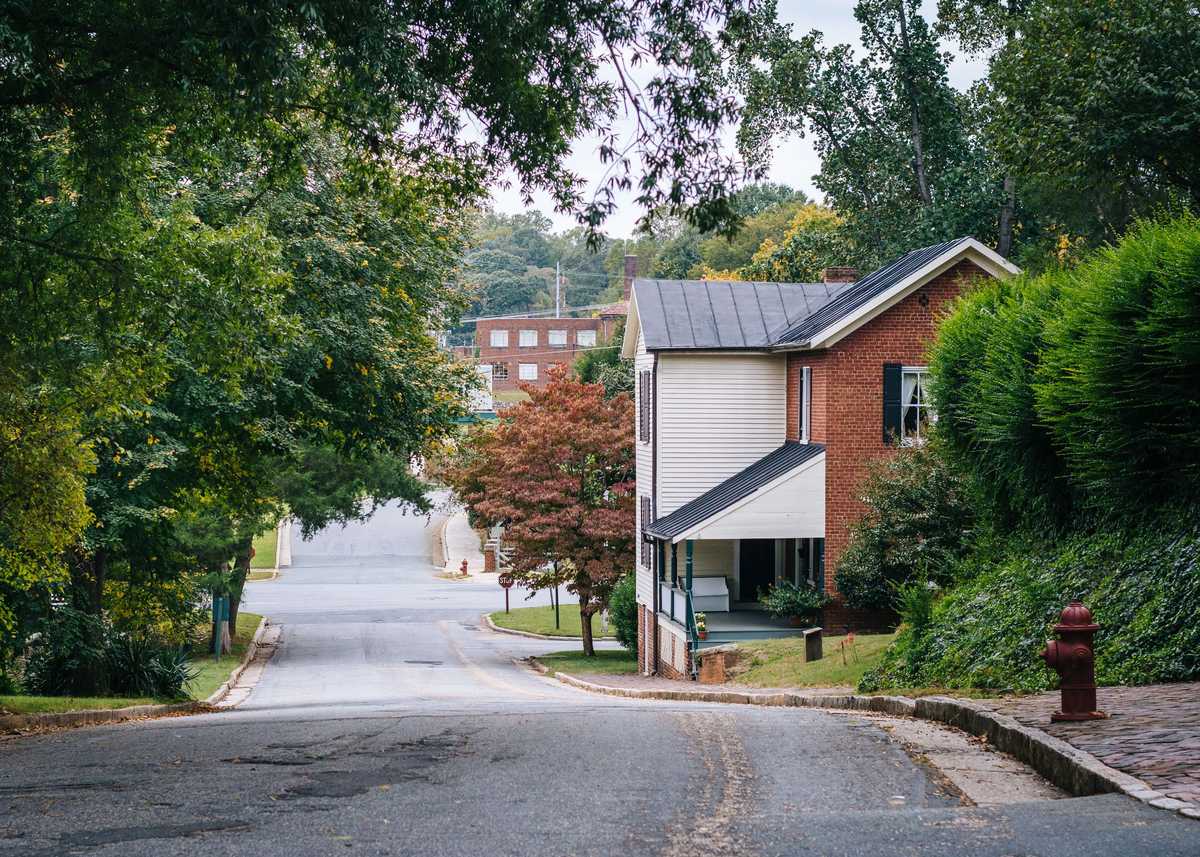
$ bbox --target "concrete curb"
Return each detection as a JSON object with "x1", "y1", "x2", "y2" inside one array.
[
  {"x1": 430, "y1": 515, "x2": 450, "y2": 569},
  {"x1": 0, "y1": 700, "x2": 206, "y2": 734},
  {"x1": 536, "y1": 665, "x2": 1197, "y2": 822},
  {"x1": 482, "y1": 611, "x2": 588, "y2": 642},
  {"x1": 205, "y1": 616, "x2": 269, "y2": 706},
  {"x1": 0, "y1": 619, "x2": 271, "y2": 733}
]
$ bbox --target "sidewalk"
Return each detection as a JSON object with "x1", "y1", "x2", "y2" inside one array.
[
  {"x1": 539, "y1": 666, "x2": 1200, "y2": 820},
  {"x1": 442, "y1": 508, "x2": 486, "y2": 577},
  {"x1": 984, "y1": 683, "x2": 1200, "y2": 807}
]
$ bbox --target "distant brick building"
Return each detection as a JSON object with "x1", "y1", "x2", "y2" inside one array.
[{"x1": 474, "y1": 256, "x2": 634, "y2": 393}]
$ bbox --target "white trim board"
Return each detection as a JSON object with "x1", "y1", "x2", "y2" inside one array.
[
  {"x1": 804, "y1": 238, "x2": 1019, "y2": 350},
  {"x1": 671, "y1": 451, "x2": 826, "y2": 543}
]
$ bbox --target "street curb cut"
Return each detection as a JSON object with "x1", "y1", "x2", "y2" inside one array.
[
  {"x1": 0, "y1": 700, "x2": 205, "y2": 734},
  {"x1": 537, "y1": 665, "x2": 1197, "y2": 822},
  {"x1": 205, "y1": 616, "x2": 269, "y2": 706},
  {"x1": 482, "y1": 612, "x2": 586, "y2": 641}
]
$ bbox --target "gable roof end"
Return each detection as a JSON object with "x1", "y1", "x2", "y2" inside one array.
[{"x1": 773, "y1": 236, "x2": 1019, "y2": 349}]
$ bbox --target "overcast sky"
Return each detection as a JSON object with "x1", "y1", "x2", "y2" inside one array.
[{"x1": 487, "y1": 1, "x2": 986, "y2": 238}]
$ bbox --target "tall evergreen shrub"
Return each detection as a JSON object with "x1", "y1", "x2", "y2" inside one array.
[{"x1": 1035, "y1": 215, "x2": 1200, "y2": 515}]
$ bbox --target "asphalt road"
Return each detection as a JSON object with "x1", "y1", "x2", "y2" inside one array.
[{"x1": 1, "y1": 502, "x2": 1195, "y2": 856}]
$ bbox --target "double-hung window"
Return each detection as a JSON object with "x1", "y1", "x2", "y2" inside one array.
[
  {"x1": 638, "y1": 369, "x2": 652, "y2": 442},
  {"x1": 576, "y1": 329, "x2": 597, "y2": 347},
  {"x1": 489, "y1": 329, "x2": 509, "y2": 348},
  {"x1": 519, "y1": 329, "x2": 537, "y2": 347},
  {"x1": 884, "y1": 364, "x2": 934, "y2": 444},
  {"x1": 492, "y1": 363, "x2": 509, "y2": 380},
  {"x1": 548, "y1": 329, "x2": 567, "y2": 346},
  {"x1": 798, "y1": 366, "x2": 812, "y2": 442},
  {"x1": 518, "y1": 363, "x2": 538, "y2": 381}
]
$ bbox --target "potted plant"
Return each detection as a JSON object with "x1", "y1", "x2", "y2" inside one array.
[
  {"x1": 694, "y1": 612, "x2": 707, "y2": 640},
  {"x1": 761, "y1": 581, "x2": 828, "y2": 627}
]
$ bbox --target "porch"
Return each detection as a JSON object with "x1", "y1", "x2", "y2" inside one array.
[{"x1": 657, "y1": 580, "x2": 815, "y2": 646}]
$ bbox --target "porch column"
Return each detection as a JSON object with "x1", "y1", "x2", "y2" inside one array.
[
  {"x1": 657, "y1": 540, "x2": 665, "y2": 582},
  {"x1": 670, "y1": 543, "x2": 678, "y2": 587},
  {"x1": 684, "y1": 540, "x2": 694, "y2": 634}
]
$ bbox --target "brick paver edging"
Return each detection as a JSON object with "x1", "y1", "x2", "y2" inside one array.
[{"x1": 536, "y1": 664, "x2": 1199, "y2": 822}]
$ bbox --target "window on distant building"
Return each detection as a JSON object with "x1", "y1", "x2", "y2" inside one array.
[
  {"x1": 518, "y1": 363, "x2": 538, "y2": 381},
  {"x1": 884, "y1": 364, "x2": 934, "y2": 445},
  {"x1": 576, "y1": 329, "x2": 597, "y2": 347},
  {"x1": 548, "y1": 329, "x2": 567, "y2": 346},
  {"x1": 489, "y1": 329, "x2": 508, "y2": 348},
  {"x1": 492, "y1": 363, "x2": 509, "y2": 380},
  {"x1": 519, "y1": 329, "x2": 537, "y2": 347}
]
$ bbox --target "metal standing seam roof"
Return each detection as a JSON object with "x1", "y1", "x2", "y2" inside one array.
[
  {"x1": 633, "y1": 236, "x2": 974, "y2": 351},
  {"x1": 646, "y1": 442, "x2": 825, "y2": 540},
  {"x1": 634, "y1": 279, "x2": 851, "y2": 350},
  {"x1": 773, "y1": 237, "x2": 969, "y2": 346}
]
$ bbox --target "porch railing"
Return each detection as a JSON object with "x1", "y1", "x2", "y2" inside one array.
[{"x1": 658, "y1": 581, "x2": 700, "y2": 679}]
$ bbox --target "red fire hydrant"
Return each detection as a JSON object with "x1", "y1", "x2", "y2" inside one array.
[
  {"x1": 459, "y1": 559, "x2": 469, "y2": 577},
  {"x1": 1040, "y1": 601, "x2": 1106, "y2": 722}
]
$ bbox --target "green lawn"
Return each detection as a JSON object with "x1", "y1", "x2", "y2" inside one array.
[
  {"x1": 490, "y1": 604, "x2": 616, "y2": 638},
  {"x1": 186, "y1": 611, "x2": 263, "y2": 700},
  {"x1": 730, "y1": 633, "x2": 898, "y2": 689},
  {"x1": 0, "y1": 694, "x2": 158, "y2": 716},
  {"x1": 251, "y1": 526, "x2": 278, "y2": 569},
  {"x1": 535, "y1": 649, "x2": 638, "y2": 676}
]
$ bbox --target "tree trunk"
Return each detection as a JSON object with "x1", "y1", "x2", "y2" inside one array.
[
  {"x1": 896, "y1": 3, "x2": 933, "y2": 206},
  {"x1": 579, "y1": 599, "x2": 596, "y2": 657},
  {"x1": 998, "y1": 175, "x2": 1015, "y2": 257},
  {"x1": 228, "y1": 536, "x2": 252, "y2": 638}
]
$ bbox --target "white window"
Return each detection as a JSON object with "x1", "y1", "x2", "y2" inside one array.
[
  {"x1": 519, "y1": 329, "x2": 537, "y2": 347},
  {"x1": 492, "y1": 363, "x2": 509, "y2": 380},
  {"x1": 901, "y1": 366, "x2": 935, "y2": 444},
  {"x1": 518, "y1": 363, "x2": 538, "y2": 381},
  {"x1": 799, "y1": 366, "x2": 812, "y2": 442},
  {"x1": 548, "y1": 329, "x2": 567, "y2": 346},
  {"x1": 489, "y1": 329, "x2": 508, "y2": 348},
  {"x1": 577, "y1": 329, "x2": 597, "y2": 347}
]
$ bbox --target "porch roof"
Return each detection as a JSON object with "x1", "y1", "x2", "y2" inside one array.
[{"x1": 646, "y1": 441, "x2": 824, "y2": 542}]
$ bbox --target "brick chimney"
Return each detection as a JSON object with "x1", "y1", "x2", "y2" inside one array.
[
  {"x1": 822, "y1": 266, "x2": 858, "y2": 284},
  {"x1": 623, "y1": 254, "x2": 637, "y2": 301}
]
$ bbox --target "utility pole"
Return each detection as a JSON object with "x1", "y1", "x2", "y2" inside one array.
[{"x1": 555, "y1": 261, "x2": 561, "y2": 318}]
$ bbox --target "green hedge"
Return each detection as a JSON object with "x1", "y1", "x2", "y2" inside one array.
[
  {"x1": 858, "y1": 215, "x2": 1200, "y2": 691},
  {"x1": 860, "y1": 518, "x2": 1200, "y2": 692},
  {"x1": 931, "y1": 214, "x2": 1200, "y2": 526}
]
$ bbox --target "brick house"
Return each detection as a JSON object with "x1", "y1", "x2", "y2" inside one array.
[
  {"x1": 474, "y1": 256, "x2": 635, "y2": 393},
  {"x1": 620, "y1": 237, "x2": 1018, "y2": 679}
]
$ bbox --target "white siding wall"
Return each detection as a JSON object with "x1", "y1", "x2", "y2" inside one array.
[
  {"x1": 634, "y1": 329, "x2": 655, "y2": 608},
  {"x1": 656, "y1": 353, "x2": 787, "y2": 516}
]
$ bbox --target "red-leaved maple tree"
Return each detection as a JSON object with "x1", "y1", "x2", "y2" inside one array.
[{"x1": 450, "y1": 368, "x2": 634, "y2": 655}]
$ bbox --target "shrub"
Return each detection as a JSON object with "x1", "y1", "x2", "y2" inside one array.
[
  {"x1": 609, "y1": 573, "x2": 638, "y2": 651},
  {"x1": 834, "y1": 441, "x2": 973, "y2": 610},
  {"x1": 23, "y1": 607, "x2": 110, "y2": 696},
  {"x1": 24, "y1": 607, "x2": 198, "y2": 699},
  {"x1": 860, "y1": 515, "x2": 1200, "y2": 692},
  {"x1": 1036, "y1": 214, "x2": 1200, "y2": 516},
  {"x1": 761, "y1": 581, "x2": 827, "y2": 620}
]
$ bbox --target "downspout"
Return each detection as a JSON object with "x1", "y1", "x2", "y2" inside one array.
[{"x1": 650, "y1": 351, "x2": 660, "y2": 674}]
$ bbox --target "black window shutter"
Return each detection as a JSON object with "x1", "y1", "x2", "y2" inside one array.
[{"x1": 882, "y1": 363, "x2": 902, "y2": 444}]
